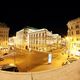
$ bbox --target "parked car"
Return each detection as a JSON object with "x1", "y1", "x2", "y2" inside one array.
[{"x1": 1, "y1": 64, "x2": 19, "y2": 72}]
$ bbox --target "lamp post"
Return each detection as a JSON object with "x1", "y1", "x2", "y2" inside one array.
[{"x1": 13, "y1": 48, "x2": 16, "y2": 65}]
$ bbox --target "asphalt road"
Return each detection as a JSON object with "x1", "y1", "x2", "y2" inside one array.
[{"x1": 0, "y1": 47, "x2": 68, "y2": 72}]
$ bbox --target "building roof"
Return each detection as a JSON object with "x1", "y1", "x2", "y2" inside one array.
[
  {"x1": 16, "y1": 26, "x2": 38, "y2": 33},
  {"x1": 67, "y1": 17, "x2": 80, "y2": 25},
  {"x1": 26, "y1": 26, "x2": 38, "y2": 30},
  {"x1": 29, "y1": 28, "x2": 48, "y2": 34}
]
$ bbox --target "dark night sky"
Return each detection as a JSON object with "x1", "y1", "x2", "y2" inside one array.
[{"x1": 0, "y1": 8, "x2": 80, "y2": 37}]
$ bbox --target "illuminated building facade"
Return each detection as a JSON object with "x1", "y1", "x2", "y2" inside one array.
[
  {"x1": 16, "y1": 27, "x2": 35, "y2": 50},
  {"x1": 0, "y1": 23, "x2": 9, "y2": 53},
  {"x1": 29, "y1": 28, "x2": 58, "y2": 52},
  {"x1": 16, "y1": 28, "x2": 28, "y2": 49},
  {"x1": 15, "y1": 27, "x2": 61, "y2": 52},
  {"x1": 9, "y1": 36, "x2": 16, "y2": 48},
  {"x1": 52, "y1": 34, "x2": 61, "y2": 49},
  {"x1": 67, "y1": 18, "x2": 80, "y2": 55}
]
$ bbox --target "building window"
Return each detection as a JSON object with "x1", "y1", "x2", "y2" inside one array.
[
  {"x1": 39, "y1": 33, "x2": 41, "y2": 37},
  {"x1": 76, "y1": 30, "x2": 79, "y2": 34},
  {"x1": 71, "y1": 26, "x2": 73, "y2": 29},
  {"x1": 42, "y1": 33, "x2": 44, "y2": 37},
  {"x1": 34, "y1": 34, "x2": 35, "y2": 37},
  {"x1": 31, "y1": 34, "x2": 32, "y2": 37},
  {"x1": 72, "y1": 31, "x2": 73, "y2": 35},
  {"x1": 36, "y1": 34, "x2": 38, "y2": 37},
  {"x1": 36, "y1": 41, "x2": 38, "y2": 44},
  {"x1": 76, "y1": 25, "x2": 79, "y2": 29}
]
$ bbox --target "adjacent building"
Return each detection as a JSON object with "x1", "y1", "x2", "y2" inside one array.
[
  {"x1": 0, "y1": 23, "x2": 9, "y2": 53},
  {"x1": 16, "y1": 27, "x2": 35, "y2": 50},
  {"x1": 11, "y1": 26, "x2": 62, "y2": 52},
  {"x1": 29, "y1": 28, "x2": 48, "y2": 51},
  {"x1": 52, "y1": 34, "x2": 61, "y2": 49},
  {"x1": 9, "y1": 36, "x2": 16, "y2": 47},
  {"x1": 67, "y1": 17, "x2": 80, "y2": 55}
]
